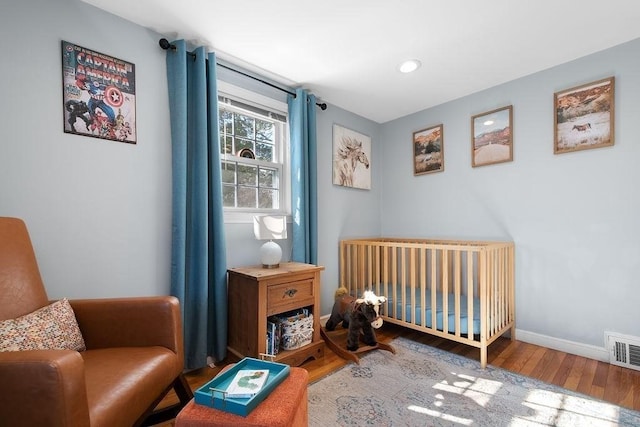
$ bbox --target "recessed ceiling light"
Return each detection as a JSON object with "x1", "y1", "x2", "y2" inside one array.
[{"x1": 398, "y1": 59, "x2": 421, "y2": 73}]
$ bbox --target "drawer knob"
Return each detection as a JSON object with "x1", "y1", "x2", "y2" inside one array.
[{"x1": 284, "y1": 289, "x2": 298, "y2": 298}]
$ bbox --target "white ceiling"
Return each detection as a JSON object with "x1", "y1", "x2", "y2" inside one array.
[{"x1": 82, "y1": 0, "x2": 640, "y2": 123}]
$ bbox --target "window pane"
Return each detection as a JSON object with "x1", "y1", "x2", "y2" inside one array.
[
  {"x1": 234, "y1": 114, "x2": 254, "y2": 138},
  {"x1": 255, "y1": 119, "x2": 274, "y2": 142},
  {"x1": 258, "y1": 168, "x2": 276, "y2": 188},
  {"x1": 258, "y1": 188, "x2": 277, "y2": 209},
  {"x1": 235, "y1": 138, "x2": 254, "y2": 155},
  {"x1": 221, "y1": 135, "x2": 233, "y2": 155},
  {"x1": 222, "y1": 184, "x2": 236, "y2": 207},
  {"x1": 237, "y1": 164, "x2": 257, "y2": 186},
  {"x1": 237, "y1": 187, "x2": 256, "y2": 208},
  {"x1": 221, "y1": 161, "x2": 236, "y2": 184},
  {"x1": 255, "y1": 142, "x2": 274, "y2": 161},
  {"x1": 220, "y1": 110, "x2": 233, "y2": 135}
]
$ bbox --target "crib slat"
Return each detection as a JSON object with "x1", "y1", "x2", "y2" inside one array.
[
  {"x1": 499, "y1": 247, "x2": 505, "y2": 331},
  {"x1": 492, "y1": 249, "x2": 498, "y2": 335},
  {"x1": 375, "y1": 244, "x2": 379, "y2": 295},
  {"x1": 383, "y1": 245, "x2": 393, "y2": 318},
  {"x1": 467, "y1": 251, "x2": 474, "y2": 340},
  {"x1": 398, "y1": 247, "x2": 404, "y2": 322},
  {"x1": 430, "y1": 248, "x2": 437, "y2": 333},
  {"x1": 479, "y1": 248, "x2": 488, "y2": 340},
  {"x1": 340, "y1": 240, "x2": 346, "y2": 289},
  {"x1": 509, "y1": 245, "x2": 516, "y2": 340},
  {"x1": 441, "y1": 249, "x2": 449, "y2": 335},
  {"x1": 453, "y1": 250, "x2": 460, "y2": 337},
  {"x1": 358, "y1": 244, "x2": 362, "y2": 294},
  {"x1": 390, "y1": 246, "x2": 396, "y2": 320},
  {"x1": 409, "y1": 247, "x2": 416, "y2": 326},
  {"x1": 420, "y1": 247, "x2": 426, "y2": 328}
]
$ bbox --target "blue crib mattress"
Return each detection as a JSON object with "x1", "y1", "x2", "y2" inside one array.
[{"x1": 384, "y1": 288, "x2": 481, "y2": 335}]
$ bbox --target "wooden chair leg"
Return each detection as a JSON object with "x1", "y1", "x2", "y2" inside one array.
[
  {"x1": 136, "y1": 374, "x2": 194, "y2": 427},
  {"x1": 172, "y1": 373, "x2": 194, "y2": 404}
]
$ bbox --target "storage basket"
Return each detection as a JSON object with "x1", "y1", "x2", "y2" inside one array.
[
  {"x1": 273, "y1": 310, "x2": 313, "y2": 350},
  {"x1": 281, "y1": 329, "x2": 313, "y2": 350},
  {"x1": 279, "y1": 314, "x2": 313, "y2": 336}
]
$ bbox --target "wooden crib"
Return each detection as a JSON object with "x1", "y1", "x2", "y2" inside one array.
[{"x1": 339, "y1": 238, "x2": 515, "y2": 368}]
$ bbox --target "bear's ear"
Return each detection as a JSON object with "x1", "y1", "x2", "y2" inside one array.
[
  {"x1": 355, "y1": 298, "x2": 365, "y2": 305},
  {"x1": 377, "y1": 296, "x2": 387, "y2": 303}
]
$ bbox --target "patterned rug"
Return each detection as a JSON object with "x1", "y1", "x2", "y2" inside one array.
[{"x1": 308, "y1": 337, "x2": 640, "y2": 426}]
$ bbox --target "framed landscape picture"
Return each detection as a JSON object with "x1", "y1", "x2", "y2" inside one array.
[
  {"x1": 471, "y1": 105, "x2": 513, "y2": 167},
  {"x1": 554, "y1": 77, "x2": 614, "y2": 154},
  {"x1": 413, "y1": 124, "x2": 444, "y2": 175}
]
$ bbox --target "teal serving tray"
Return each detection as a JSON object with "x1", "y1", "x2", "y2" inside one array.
[{"x1": 194, "y1": 357, "x2": 290, "y2": 417}]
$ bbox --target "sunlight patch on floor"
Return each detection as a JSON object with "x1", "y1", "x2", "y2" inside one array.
[
  {"x1": 510, "y1": 389, "x2": 622, "y2": 426},
  {"x1": 432, "y1": 371, "x2": 503, "y2": 407},
  {"x1": 409, "y1": 372, "x2": 623, "y2": 426},
  {"x1": 405, "y1": 371, "x2": 505, "y2": 425}
]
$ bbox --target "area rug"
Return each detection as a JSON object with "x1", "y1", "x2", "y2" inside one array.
[{"x1": 308, "y1": 337, "x2": 640, "y2": 426}]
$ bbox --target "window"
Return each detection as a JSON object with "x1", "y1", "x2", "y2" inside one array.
[{"x1": 218, "y1": 92, "x2": 289, "y2": 219}]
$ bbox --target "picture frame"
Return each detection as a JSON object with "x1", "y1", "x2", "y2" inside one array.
[
  {"x1": 332, "y1": 124, "x2": 371, "y2": 190},
  {"x1": 554, "y1": 77, "x2": 614, "y2": 154},
  {"x1": 62, "y1": 40, "x2": 137, "y2": 144},
  {"x1": 413, "y1": 124, "x2": 444, "y2": 175},
  {"x1": 471, "y1": 105, "x2": 513, "y2": 167}
]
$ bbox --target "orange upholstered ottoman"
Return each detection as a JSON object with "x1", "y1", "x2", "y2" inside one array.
[{"x1": 175, "y1": 367, "x2": 309, "y2": 427}]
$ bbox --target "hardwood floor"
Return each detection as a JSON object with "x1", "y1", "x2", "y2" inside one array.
[{"x1": 153, "y1": 323, "x2": 640, "y2": 425}]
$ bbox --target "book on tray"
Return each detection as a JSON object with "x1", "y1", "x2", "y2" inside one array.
[{"x1": 225, "y1": 369, "x2": 270, "y2": 398}]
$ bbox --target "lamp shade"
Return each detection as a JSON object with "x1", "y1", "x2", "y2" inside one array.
[
  {"x1": 253, "y1": 215, "x2": 287, "y2": 240},
  {"x1": 253, "y1": 215, "x2": 287, "y2": 268}
]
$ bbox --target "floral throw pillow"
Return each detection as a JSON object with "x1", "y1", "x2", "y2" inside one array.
[{"x1": 0, "y1": 298, "x2": 86, "y2": 352}]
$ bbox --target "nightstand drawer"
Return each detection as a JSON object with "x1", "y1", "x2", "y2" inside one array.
[{"x1": 267, "y1": 279, "x2": 314, "y2": 315}]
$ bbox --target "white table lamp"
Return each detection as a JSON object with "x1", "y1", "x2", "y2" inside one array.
[{"x1": 253, "y1": 215, "x2": 287, "y2": 268}]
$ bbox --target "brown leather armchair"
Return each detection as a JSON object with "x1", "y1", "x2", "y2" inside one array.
[{"x1": 0, "y1": 217, "x2": 193, "y2": 426}]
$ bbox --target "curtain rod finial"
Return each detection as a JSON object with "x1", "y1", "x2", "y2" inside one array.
[{"x1": 159, "y1": 38, "x2": 175, "y2": 50}]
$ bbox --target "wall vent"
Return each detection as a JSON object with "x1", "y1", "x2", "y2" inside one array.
[{"x1": 606, "y1": 332, "x2": 640, "y2": 371}]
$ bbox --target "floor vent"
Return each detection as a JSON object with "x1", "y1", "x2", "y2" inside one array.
[{"x1": 606, "y1": 332, "x2": 640, "y2": 371}]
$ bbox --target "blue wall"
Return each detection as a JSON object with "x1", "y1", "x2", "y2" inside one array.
[{"x1": 0, "y1": 0, "x2": 173, "y2": 298}]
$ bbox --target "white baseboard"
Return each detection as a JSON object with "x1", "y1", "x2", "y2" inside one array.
[
  {"x1": 319, "y1": 314, "x2": 330, "y2": 327},
  {"x1": 515, "y1": 329, "x2": 609, "y2": 363}
]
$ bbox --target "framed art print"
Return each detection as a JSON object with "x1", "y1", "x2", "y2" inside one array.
[
  {"x1": 471, "y1": 105, "x2": 513, "y2": 167},
  {"x1": 62, "y1": 40, "x2": 137, "y2": 144},
  {"x1": 333, "y1": 124, "x2": 371, "y2": 190},
  {"x1": 554, "y1": 77, "x2": 614, "y2": 154},
  {"x1": 413, "y1": 124, "x2": 443, "y2": 175}
]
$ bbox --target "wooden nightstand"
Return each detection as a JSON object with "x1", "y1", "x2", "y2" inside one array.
[{"x1": 227, "y1": 262, "x2": 325, "y2": 366}]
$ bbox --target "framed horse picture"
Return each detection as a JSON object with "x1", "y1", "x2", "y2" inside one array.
[
  {"x1": 413, "y1": 124, "x2": 444, "y2": 175},
  {"x1": 554, "y1": 76, "x2": 614, "y2": 154},
  {"x1": 333, "y1": 124, "x2": 371, "y2": 190}
]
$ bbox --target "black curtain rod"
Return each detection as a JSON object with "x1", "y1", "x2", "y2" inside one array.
[{"x1": 158, "y1": 38, "x2": 327, "y2": 110}]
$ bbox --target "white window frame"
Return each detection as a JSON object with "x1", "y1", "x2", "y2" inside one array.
[{"x1": 218, "y1": 81, "x2": 291, "y2": 224}]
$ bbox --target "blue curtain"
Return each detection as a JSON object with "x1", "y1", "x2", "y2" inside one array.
[
  {"x1": 165, "y1": 40, "x2": 227, "y2": 369},
  {"x1": 288, "y1": 88, "x2": 318, "y2": 264}
]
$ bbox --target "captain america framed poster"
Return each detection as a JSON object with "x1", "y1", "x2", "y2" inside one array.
[{"x1": 61, "y1": 41, "x2": 137, "y2": 144}]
